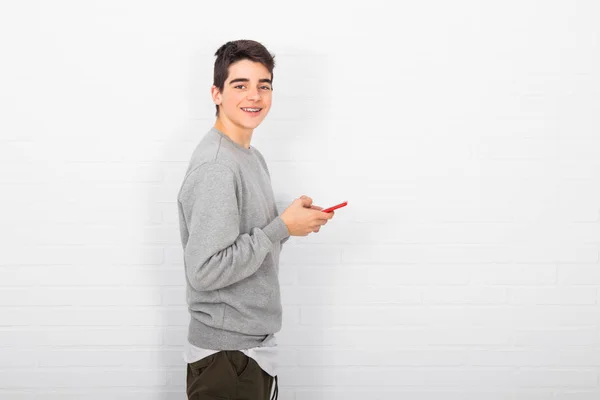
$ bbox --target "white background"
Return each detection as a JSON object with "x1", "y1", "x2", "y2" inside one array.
[{"x1": 1, "y1": 1, "x2": 600, "y2": 399}]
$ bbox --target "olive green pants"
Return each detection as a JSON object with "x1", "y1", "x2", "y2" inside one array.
[{"x1": 186, "y1": 350, "x2": 277, "y2": 400}]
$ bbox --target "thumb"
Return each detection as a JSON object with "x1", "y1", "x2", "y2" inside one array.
[{"x1": 298, "y1": 196, "x2": 312, "y2": 207}]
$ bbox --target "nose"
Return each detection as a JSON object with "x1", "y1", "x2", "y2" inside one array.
[{"x1": 246, "y1": 87, "x2": 261, "y2": 101}]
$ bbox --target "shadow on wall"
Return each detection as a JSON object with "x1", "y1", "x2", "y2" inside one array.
[{"x1": 139, "y1": 50, "x2": 215, "y2": 399}]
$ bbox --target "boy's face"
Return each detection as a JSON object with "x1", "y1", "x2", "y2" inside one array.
[{"x1": 212, "y1": 59, "x2": 273, "y2": 131}]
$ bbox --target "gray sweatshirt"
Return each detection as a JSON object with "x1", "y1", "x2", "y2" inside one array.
[{"x1": 177, "y1": 127, "x2": 290, "y2": 350}]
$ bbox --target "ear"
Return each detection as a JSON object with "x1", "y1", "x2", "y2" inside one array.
[{"x1": 211, "y1": 85, "x2": 222, "y2": 105}]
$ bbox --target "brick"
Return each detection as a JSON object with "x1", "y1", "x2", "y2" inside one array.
[
  {"x1": 36, "y1": 349, "x2": 182, "y2": 368},
  {"x1": 509, "y1": 287, "x2": 597, "y2": 305},
  {"x1": 514, "y1": 329, "x2": 598, "y2": 346},
  {"x1": 298, "y1": 265, "x2": 470, "y2": 286},
  {"x1": 423, "y1": 286, "x2": 507, "y2": 304},
  {"x1": 469, "y1": 348, "x2": 600, "y2": 367},
  {"x1": 0, "y1": 246, "x2": 163, "y2": 266},
  {"x1": 299, "y1": 305, "x2": 600, "y2": 328},
  {"x1": 0, "y1": 392, "x2": 183, "y2": 400},
  {"x1": 277, "y1": 366, "x2": 425, "y2": 387},
  {"x1": 0, "y1": 288, "x2": 162, "y2": 306},
  {"x1": 282, "y1": 285, "x2": 422, "y2": 305},
  {"x1": 277, "y1": 328, "x2": 512, "y2": 347},
  {"x1": 0, "y1": 328, "x2": 162, "y2": 347},
  {"x1": 296, "y1": 390, "x2": 539, "y2": 400},
  {"x1": 0, "y1": 370, "x2": 167, "y2": 388},
  {"x1": 471, "y1": 264, "x2": 557, "y2": 285},
  {"x1": 559, "y1": 265, "x2": 600, "y2": 285},
  {"x1": 297, "y1": 349, "x2": 467, "y2": 367},
  {"x1": 342, "y1": 244, "x2": 598, "y2": 264},
  {"x1": 515, "y1": 369, "x2": 597, "y2": 388},
  {"x1": 0, "y1": 266, "x2": 184, "y2": 287},
  {"x1": 280, "y1": 244, "x2": 342, "y2": 265}
]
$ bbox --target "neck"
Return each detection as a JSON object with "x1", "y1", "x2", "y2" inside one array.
[{"x1": 214, "y1": 118, "x2": 253, "y2": 149}]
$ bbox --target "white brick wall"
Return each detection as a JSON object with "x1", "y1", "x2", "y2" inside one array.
[{"x1": 1, "y1": 0, "x2": 599, "y2": 399}]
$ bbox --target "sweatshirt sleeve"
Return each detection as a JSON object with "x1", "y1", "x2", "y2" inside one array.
[{"x1": 182, "y1": 162, "x2": 289, "y2": 292}]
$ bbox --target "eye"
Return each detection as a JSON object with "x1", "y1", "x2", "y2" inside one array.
[
  {"x1": 260, "y1": 86, "x2": 272, "y2": 90},
  {"x1": 234, "y1": 85, "x2": 246, "y2": 89}
]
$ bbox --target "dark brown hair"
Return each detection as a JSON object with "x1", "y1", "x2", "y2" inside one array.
[{"x1": 213, "y1": 40, "x2": 276, "y2": 116}]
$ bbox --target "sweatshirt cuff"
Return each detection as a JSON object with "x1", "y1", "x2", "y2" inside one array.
[{"x1": 262, "y1": 216, "x2": 290, "y2": 244}]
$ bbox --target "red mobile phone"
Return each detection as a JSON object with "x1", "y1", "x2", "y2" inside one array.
[{"x1": 321, "y1": 201, "x2": 348, "y2": 213}]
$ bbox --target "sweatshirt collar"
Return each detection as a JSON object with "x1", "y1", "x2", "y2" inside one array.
[{"x1": 210, "y1": 127, "x2": 254, "y2": 155}]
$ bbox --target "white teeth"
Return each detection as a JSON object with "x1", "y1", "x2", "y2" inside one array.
[{"x1": 242, "y1": 108, "x2": 260, "y2": 112}]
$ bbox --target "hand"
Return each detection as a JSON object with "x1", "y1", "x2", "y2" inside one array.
[
  {"x1": 307, "y1": 204, "x2": 333, "y2": 232},
  {"x1": 280, "y1": 195, "x2": 334, "y2": 236}
]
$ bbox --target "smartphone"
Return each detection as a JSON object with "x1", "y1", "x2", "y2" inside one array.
[{"x1": 321, "y1": 201, "x2": 348, "y2": 213}]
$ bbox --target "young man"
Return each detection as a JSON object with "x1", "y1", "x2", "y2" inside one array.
[{"x1": 177, "y1": 40, "x2": 334, "y2": 400}]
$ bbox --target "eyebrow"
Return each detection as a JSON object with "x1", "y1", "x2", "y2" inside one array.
[{"x1": 229, "y1": 78, "x2": 272, "y2": 85}]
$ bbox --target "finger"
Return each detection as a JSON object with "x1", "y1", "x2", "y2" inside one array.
[
  {"x1": 317, "y1": 211, "x2": 334, "y2": 220},
  {"x1": 310, "y1": 205, "x2": 323, "y2": 211},
  {"x1": 299, "y1": 197, "x2": 312, "y2": 208}
]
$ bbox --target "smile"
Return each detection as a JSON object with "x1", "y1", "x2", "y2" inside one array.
[{"x1": 241, "y1": 107, "x2": 262, "y2": 113}]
